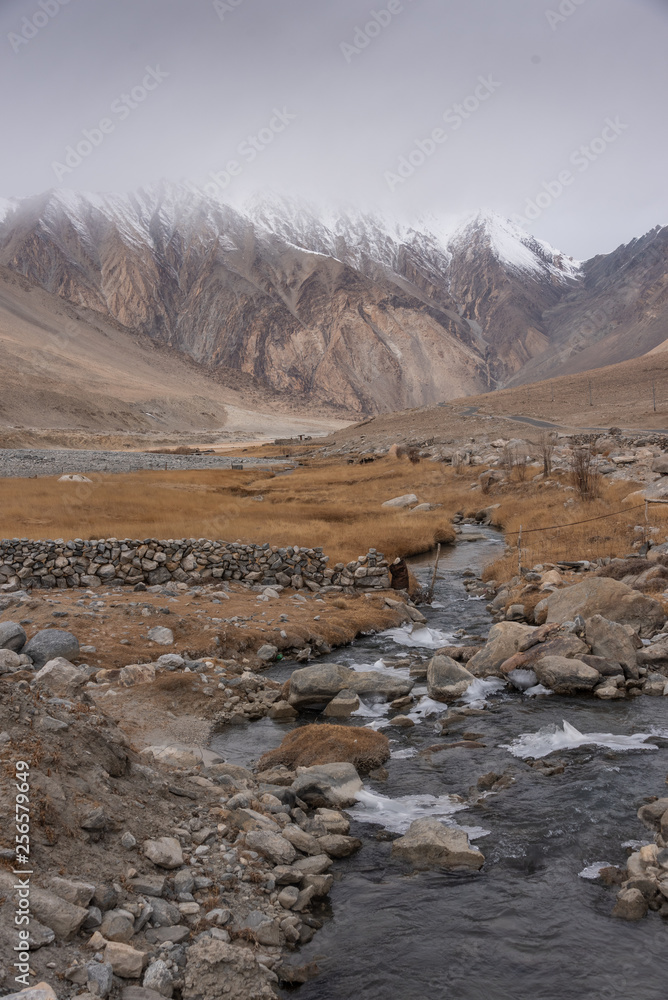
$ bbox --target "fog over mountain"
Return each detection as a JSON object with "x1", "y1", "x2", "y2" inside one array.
[
  {"x1": 1, "y1": 185, "x2": 665, "y2": 415},
  {"x1": 0, "y1": 0, "x2": 666, "y2": 259}
]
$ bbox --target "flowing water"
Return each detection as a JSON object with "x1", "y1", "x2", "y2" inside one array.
[{"x1": 211, "y1": 527, "x2": 668, "y2": 1000}]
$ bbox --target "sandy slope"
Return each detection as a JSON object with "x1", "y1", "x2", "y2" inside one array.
[{"x1": 0, "y1": 267, "x2": 347, "y2": 445}]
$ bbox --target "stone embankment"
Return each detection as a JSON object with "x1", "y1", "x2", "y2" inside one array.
[
  {"x1": 0, "y1": 539, "x2": 391, "y2": 593},
  {"x1": 0, "y1": 448, "x2": 277, "y2": 479}
]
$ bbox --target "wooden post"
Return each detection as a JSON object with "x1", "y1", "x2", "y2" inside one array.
[
  {"x1": 426, "y1": 543, "x2": 441, "y2": 602},
  {"x1": 653, "y1": 380, "x2": 656, "y2": 412},
  {"x1": 517, "y1": 525, "x2": 522, "y2": 576},
  {"x1": 588, "y1": 380, "x2": 593, "y2": 406}
]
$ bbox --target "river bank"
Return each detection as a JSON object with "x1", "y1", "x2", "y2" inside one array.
[{"x1": 2, "y1": 518, "x2": 668, "y2": 998}]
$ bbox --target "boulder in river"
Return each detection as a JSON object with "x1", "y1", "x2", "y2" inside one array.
[
  {"x1": 23, "y1": 628, "x2": 80, "y2": 668},
  {"x1": 532, "y1": 655, "x2": 600, "y2": 694},
  {"x1": 323, "y1": 689, "x2": 360, "y2": 717},
  {"x1": 287, "y1": 663, "x2": 354, "y2": 709},
  {"x1": 584, "y1": 615, "x2": 638, "y2": 673},
  {"x1": 427, "y1": 655, "x2": 475, "y2": 702},
  {"x1": 288, "y1": 663, "x2": 412, "y2": 709},
  {"x1": 391, "y1": 819, "x2": 484, "y2": 870},
  {"x1": 257, "y1": 723, "x2": 390, "y2": 772},
  {"x1": 290, "y1": 762, "x2": 363, "y2": 808},
  {"x1": 467, "y1": 622, "x2": 537, "y2": 677},
  {"x1": 612, "y1": 887, "x2": 648, "y2": 920},
  {"x1": 546, "y1": 578, "x2": 664, "y2": 637}
]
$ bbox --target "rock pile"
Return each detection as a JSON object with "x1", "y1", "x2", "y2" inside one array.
[
  {"x1": 0, "y1": 657, "x2": 366, "y2": 997},
  {"x1": 427, "y1": 611, "x2": 668, "y2": 699},
  {"x1": 607, "y1": 797, "x2": 668, "y2": 921},
  {"x1": 0, "y1": 539, "x2": 391, "y2": 593}
]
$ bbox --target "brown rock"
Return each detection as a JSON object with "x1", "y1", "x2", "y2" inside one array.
[{"x1": 612, "y1": 887, "x2": 648, "y2": 920}]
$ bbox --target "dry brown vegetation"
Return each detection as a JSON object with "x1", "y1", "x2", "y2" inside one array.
[
  {"x1": 257, "y1": 723, "x2": 390, "y2": 772},
  {"x1": 0, "y1": 457, "x2": 472, "y2": 563},
  {"x1": 479, "y1": 470, "x2": 666, "y2": 582},
  {"x1": 2, "y1": 451, "x2": 663, "y2": 580}
]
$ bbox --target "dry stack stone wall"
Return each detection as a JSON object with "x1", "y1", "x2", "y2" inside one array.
[{"x1": 0, "y1": 538, "x2": 391, "y2": 592}]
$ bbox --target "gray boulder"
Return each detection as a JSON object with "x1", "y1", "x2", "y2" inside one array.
[
  {"x1": 0, "y1": 648, "x2": 22, "y2": 674},
  {"x1": 546, "y1": 578, "x2": 664, "y2": 637},
  {"x1": 467, "y1": 622, "x2": 537, "y2": 677},
  {"x1": 288, "y1": 662, "x2": 412, "y2": 709},
  {"x1": 323, "y1": 689, "x2": 360, "y2": 717},
  {"x1": 427, "y1": 655, "x2": 475, "y2": 702},
  {"x1": 288, "y1": 663, "x2": 355, "y2": 709},
  {"x1": 391, "y1": 818, "x2": 484, "y2": 870},
  {"x1": 382, "y1": 493, "x2": 418, "y2": 508},
  {"x1": 584, "y1": 615, "x2": 638, "y2": 673},
  {"x1": 0, "y1": 621, "x2": 26, "y2": 652},
  {"x1": 348, "y1": 670, "x2": 413, "y2": 701},
  {"x1": 244, "y1": 830, "x2": 297, "y2": 866},
  {"x1": 291, "y1": 762, "x2": 362, "y2": 808},
  {"x1": 637, "y1": 637, "x2": 668, "y2": 673},
  {"x1": 522, "y1": 634, "x2": 588, "y2": 665},
  {"x1": 23, "y1": 628, "x2": 79, "y2": 668},
  {"x1": 147, "y1": 626, "x2": 174, "y2": 645},
  {"x1": 0, "y1": 872, "x2": 87, "y2": 940},
  {"x1": 533, "y1": 655, "x2": 600, "y2": 694},
  {"x1": 32, "y1": 657, "x2": 86, "y2": 698}
]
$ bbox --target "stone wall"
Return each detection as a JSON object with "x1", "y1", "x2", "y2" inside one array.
[{"x1": 0, "y1": 538, "x2": 392, "y2": 593}]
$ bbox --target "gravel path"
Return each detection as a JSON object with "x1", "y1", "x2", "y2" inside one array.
[{"x1": 0, "y1": 448, "x2": 280, "y2": 478}]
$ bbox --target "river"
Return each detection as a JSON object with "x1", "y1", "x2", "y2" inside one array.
[{"x1": 212, "y1": 527, "x2": 668, "y2": 1000}]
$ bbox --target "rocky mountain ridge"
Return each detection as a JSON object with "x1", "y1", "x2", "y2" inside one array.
[{"x1": 0, "y1": 184, "x2": 665, "y2": 414}]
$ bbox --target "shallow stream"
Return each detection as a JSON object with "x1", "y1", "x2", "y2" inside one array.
[{"x1": 212, "y1": 528, "x2": 668, "y2": 999}]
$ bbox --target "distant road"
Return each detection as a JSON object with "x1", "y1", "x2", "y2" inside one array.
[{"x1": 459, "y1": 405, "x2": 667, "y2": 435}]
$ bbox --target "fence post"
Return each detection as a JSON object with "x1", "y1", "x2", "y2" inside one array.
[{"x1": 517, "y1": 525, "x2": 522, "y2": 576}]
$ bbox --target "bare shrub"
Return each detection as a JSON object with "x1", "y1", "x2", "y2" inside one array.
[
  {"x1": 501, "y1": 445, "x2": 515, "y2": 475},
  {"x1": 540, "y1": 432, "x2": 555, "y2": 478},
  {"x1": 514, "y1": 451, "x2": 528, "y2": 482},
  {"x1": 570, "y1": 446, "x2": 600, "y2": 499}
]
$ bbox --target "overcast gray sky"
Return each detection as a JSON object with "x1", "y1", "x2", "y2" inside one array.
[{"x1": 0, "y1": 0, "x2": 665, "y2": 258}]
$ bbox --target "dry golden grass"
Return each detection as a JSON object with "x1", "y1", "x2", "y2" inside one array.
[
  {"x1": 3, "y1": 452, "x2": 658, "y2": 574},
  {"x1": 0, "y1": 456, "x2": 478, "y2": 564},
  {"x1": 479, "y1": 466, "x2": 666, "y2": 581},
  {"x1": 257, "y1": 723, "x2": 390, "y2": 772}
]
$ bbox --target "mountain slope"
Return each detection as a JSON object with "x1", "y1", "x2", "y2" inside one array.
[
  {"x1": 0, "y1": 186, "x2": 664, "y2": 415},
  {"x1": 0, "y1": 265, "x2": 343, "y2": 442}
]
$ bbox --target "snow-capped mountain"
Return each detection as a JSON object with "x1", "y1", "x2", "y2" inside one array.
[{"x1": 0, "y1": 184, "x2": 664, "y2": 413}]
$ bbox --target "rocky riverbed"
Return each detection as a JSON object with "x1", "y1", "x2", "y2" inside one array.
[{"x1": 2, "y1": 527, "x2": 668, "y2": 999}]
